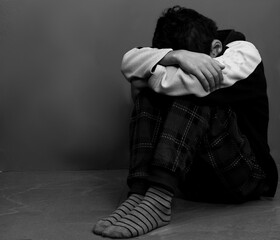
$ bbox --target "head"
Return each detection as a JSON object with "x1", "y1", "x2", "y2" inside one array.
[{"x1": 152, "y1": 6, "x2": 222, "y2": 57}]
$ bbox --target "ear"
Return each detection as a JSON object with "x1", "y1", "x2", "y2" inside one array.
[{"x1": 210, "y1": 39, "x2": 223, "y2": 57}]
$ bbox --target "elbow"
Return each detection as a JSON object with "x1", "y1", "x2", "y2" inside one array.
[{"x1": 120, "y1": 52, "x2": 129, "y2": 76}]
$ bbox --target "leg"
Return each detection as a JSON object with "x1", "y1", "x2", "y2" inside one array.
[
  {"x1": 103, "y1": 102, "x2": 267, "y2": 237},
  {"x1": 103, "y1": 95, "x2": 213, "y2": 238},
  {"x1": 180, "y1": 107, "x2": 267, "y2": 203},
  {"x1": 127, "y1": 89, "x2": 172, "y2": 195},
  {"x1": 93, "y1": 89, "x2": 169, "y2": 235},
  {"x1": 148, "y1": 96, "x2": 212, "y2": 188}
]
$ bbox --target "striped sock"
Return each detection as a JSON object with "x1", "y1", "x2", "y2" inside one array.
[
  {"x1": 102, "y1": 186, "x2": 173, "y2": 238},
  {"x1": 92, "y1": 194, "x2": 144, "y2": 235}
]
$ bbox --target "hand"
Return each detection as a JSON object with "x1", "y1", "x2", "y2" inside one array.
[
  {"x1": 130, "y1": 79, "x2": 148, "y2": 102},
  {"x1": 176, "y1": 50, "x2": 225, "y2": 92}
]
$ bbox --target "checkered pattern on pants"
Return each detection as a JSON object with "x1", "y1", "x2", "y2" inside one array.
[{"x1": 128, "y1": 89, "x2": 266, "y2": 201}]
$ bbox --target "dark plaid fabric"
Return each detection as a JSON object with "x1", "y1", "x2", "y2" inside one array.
[{"x1": 128, "y1": 89, "x2": 266, "y2": 202}]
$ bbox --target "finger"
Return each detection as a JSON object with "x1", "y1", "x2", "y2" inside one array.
[
  {"x1": 201, "y1": 69, "x2": 215, "y2": 91},
  {"x1": 207, "y1": 63, "x2": 220, "y2": 90},
  {"x1": 215, "y1": 60, "x2": 225, "y2": 69},
  {"x1": 194, "y1": 70, "x2": 210, "y2": 92},
  {"x1": 212, "y1": 60, "x2": 224, "y2": 86}
]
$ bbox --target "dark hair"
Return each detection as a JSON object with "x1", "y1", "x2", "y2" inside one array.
[{"x1": 152, "y1": 6, "x2": 218, "y2": 54}]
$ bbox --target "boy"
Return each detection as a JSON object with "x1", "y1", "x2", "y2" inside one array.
[{"x1": 93, "y1": 6, "x2": 278, "y2": 238}]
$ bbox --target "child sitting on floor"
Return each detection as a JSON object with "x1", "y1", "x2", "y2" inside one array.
[{"x1": 93, "y1": 6, "x2": 278, "y2": 238}]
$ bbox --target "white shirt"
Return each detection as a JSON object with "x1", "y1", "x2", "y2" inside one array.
[{"x1": 121, "y1": 41, "x2": 261, "y2": 97}]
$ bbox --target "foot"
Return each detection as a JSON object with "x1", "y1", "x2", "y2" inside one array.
[
  {"x1": 102, "y1": 186, "x2": 173, "y2": 238},
  {"x1": 92, "y1": 194, "x2": 144, "y2": 235}
]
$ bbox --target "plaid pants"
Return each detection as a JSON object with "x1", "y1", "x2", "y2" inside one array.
[{"x1": 128, "y1": 89, "x2": 266, "y2": 203}]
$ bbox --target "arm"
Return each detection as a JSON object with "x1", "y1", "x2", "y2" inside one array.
[
  {"x1": 121, "y1": 47, "x2": 224, "y2": 92},
  {"x1": 121, "y1": 47, "x2": 173, "y2": 82},
  {"x1": 147, "y1": 41, "x2": 261, "y2": 97},
  {"x1": 158, "y1": 50, "x2": 225, "y2": 92}
]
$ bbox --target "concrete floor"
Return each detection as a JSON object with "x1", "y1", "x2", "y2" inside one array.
[{"x1": 0, "y1": 170, "x2": 279, "y2": 240}]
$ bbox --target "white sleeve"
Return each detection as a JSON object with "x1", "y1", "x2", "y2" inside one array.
[
  {"x1": 215, "y1": 41, "x2": 262, "y2": 87},
  {"x1": 148, "y1": 65, "x2": 207, "y2": 96},
  {"x1": 121, "y1": 47, "x2": 173, "y2": 82},
  {"x1": 148, "y1": 41, "x2": 262, "y2": 97}
]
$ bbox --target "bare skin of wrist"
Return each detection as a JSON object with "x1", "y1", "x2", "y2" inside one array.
[
  {"x1": 158, "y1": 50, "x2": 224, "y2": 92},
  {"x1": 158, "y1": 51, "x2": 179, "y2": 66}
]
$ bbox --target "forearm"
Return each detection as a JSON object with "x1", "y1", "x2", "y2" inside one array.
[
  {"x1": 148, "y1": 41, "x2": 261, "y2": 98},
  {"x1": 158, "y1": 50, "x2": 181, "y2": 66},
  {"x1": 121, "y1": 47, "x2": 173, "y2": 82},
  {"x1": 148, "y1": 65, "x2": 209, "y2": 97},
  {"x1": 123, "y1": 41, "x2": 260, "y2": 99}
]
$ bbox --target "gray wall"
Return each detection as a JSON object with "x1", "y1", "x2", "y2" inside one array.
[{"x1": 0, "y1": 0, "x2": 279, "y2": 171}]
